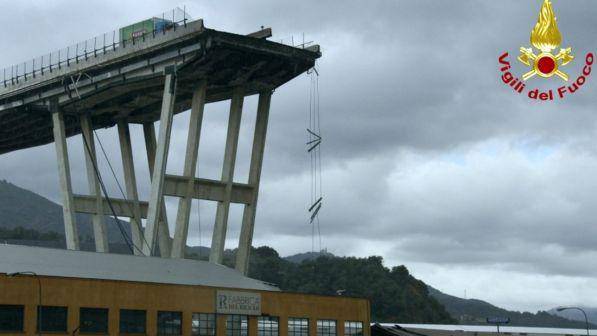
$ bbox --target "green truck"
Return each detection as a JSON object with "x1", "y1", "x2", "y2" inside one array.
[{"x1": 119, "y1": 17, "x2": 176, "y2": 42}]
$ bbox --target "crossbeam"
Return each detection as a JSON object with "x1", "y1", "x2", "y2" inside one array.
[
  {"x1": 163, "y1": 175, "x2": 254, "y2": 204},
  {"x1": 73, "y1": 175, "x2": 254, "y2": 219},
  {"x1": 73, "y1": 194, "x2": 148, "y2": 218}
]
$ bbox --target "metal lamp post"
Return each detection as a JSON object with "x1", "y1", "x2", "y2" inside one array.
[
  {"x1": 557, "y1": 306, "x2": 590, "y2": 336},
  {"x1": 7, "y1": 272, "x2": 41, "y2": 336}
]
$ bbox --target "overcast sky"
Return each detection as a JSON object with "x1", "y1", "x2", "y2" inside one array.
[{"x1": 2, "y1": 0, "x2": 597, "y2": 314}]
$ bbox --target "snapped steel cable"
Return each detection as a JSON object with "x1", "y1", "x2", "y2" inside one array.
[
  {"x1": 92, "y1": 128, "x2": 154, "y2": 255},
  {"x1": 306, "y1": 67, "x2": 323, "y2": 253},
  {"x1": 80, "y1": 124, "x2": 139, "y2": 255}
]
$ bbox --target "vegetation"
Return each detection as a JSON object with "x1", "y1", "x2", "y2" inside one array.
[
  {"x1": 0, "y1": 226, "x2": 63, "y2": 241},
  {"x1": 224, "y1": 246, "x2": 456, "y2": 323},
  {"x1": 2, "y1": 179, "x2": 594, "y2": 326},
  {"x1": 429, "y1": 287, "x2": 597, "y2": 328},
  {"x1": 0, "y1": 225, "x2": 592, "y2": 326}
]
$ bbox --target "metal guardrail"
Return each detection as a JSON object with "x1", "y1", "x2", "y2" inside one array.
[
  {"x1": 277, "y1": 33, "x2": 315, "y2": 49},
  {"x1": 1, "y1": 7, "x2": 190, "y2": 88}
]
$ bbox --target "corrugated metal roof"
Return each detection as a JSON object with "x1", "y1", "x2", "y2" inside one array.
[{"x1": 0, "y1": 244, "x2": 279, "y2": 291}]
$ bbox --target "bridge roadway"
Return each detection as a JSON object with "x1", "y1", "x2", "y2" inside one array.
[{"x1": 0, "y1": 19, "x2": 320, "y2": 155}]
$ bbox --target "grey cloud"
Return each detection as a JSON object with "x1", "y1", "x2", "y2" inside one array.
[{"x1": 4, "y1": 0, "x2": 597, "y2": 311}]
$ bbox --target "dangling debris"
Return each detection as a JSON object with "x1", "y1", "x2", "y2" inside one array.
[
  {"x1": 309, "y1": 197, "x2": 323, "y2": 212},
  {"x1": 306, "y1": 128, "x2": 321, "y2": 152},
  {"x1": 310, "y1": 202, "x2": 322, "y2": 224},
  {"x1": 306, "y1": 65, "x2": 324, "y2": 252}
]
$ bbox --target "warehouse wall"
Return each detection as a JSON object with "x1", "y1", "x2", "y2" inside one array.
[{"x1": 0, "y1": 274, "x2": 370, "y2": 336}]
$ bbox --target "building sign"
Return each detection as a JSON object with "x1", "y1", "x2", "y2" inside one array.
[{"x1": 216, "y1": 290, "x2": 261, "y2": 316}]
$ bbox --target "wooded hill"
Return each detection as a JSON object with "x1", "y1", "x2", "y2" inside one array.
[{"x1": 0, "y1": 179, "x2": 592, "y2": 327}]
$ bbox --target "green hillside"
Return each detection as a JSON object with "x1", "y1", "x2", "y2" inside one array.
[
  {"x1": 0, "y1": 179, "x2": 593, "y2": 327},
  {"x1": 0, "y1": 180, "x2": 130, "y2": 244},
  {"x1": 244, "y1": 246, "x2": 455, "y2": 323}
]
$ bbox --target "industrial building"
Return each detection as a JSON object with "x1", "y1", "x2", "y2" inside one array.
[
  {"x1": 0, "y1": 245, "x2": 369, "y2": 335},
  {"x1": 0, "y1": 9, "x2": 370, "y2": 336}
]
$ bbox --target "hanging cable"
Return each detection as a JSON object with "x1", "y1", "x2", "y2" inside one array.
[
  {"x1": 69, "y1": 82, "x2": 145, "y2": 255},
  {"x1": 93, "y1": 129, "x2": 153, "y2": 254},
  {"x1": 80, "y1": 120, "x2": 140, "y2": 255},
  {"x1": 316, "y1": 72, "x2": 323, "y2": 252},
  {"x1": 306, "y1": 65, "x2": 323, "y2": 252},
  {"x1": 310, "y1": 79, "x2": 314, "y2": 254}
]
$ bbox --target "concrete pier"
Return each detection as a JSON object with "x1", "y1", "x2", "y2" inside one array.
[
  {"x1": 51, "y1": 100, "x2": 79, "y2": 250},
  {"x1": 0, "y1": 19, "x2": 320, "y2": 274},
  {"x1": 236, "y1": 91, "x2": 272, "y2": 274},
  {"x1": 80, "y1": 114, "x2": 109, "y2": 252},
  {"x1": 143, "y1": 69, "x2": 177, "y2": 256},
  {"x1": 171, "y1": 81, "x2": 207, "y2": 259},
  {"x1": 210, "y1": 86, "x2": 245, "y2": 264}
]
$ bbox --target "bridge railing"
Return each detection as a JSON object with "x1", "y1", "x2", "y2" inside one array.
[{"x1": 2, "y1": 7, "x2": 190, "y2": 88}]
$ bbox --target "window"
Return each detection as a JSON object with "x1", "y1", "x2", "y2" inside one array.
[
  {"x1": 288, "y1": 318, "x2": 309, "y2": 336},
  {"x1": 158, "y1": 311, "x2": 182, "y2": 335},
  {"x1": 226, "y1": 315, "x2": 248, "y2": 336},
  {"x1": 39, "y1": 306, "x2": 68, "y2": 333},
  {"x1": 0, "y1": 305, "x2": 24, "y2": 332},
  {"x1": 80, "y1": 307, "x2": 109, "y2": 333},
  {"x1": 258, "y1": 316, "x2": 279, "y2": 336},
  {"x1": 317, "y1": 320, "x2": 336, "y2": 336},
  {"x1": 192, "y1": 313, "x2": 216, "y2": 336},
  {"x1": 120, "y1": 309, "x2": 146, "y2": 334},
  {"x1": 344, "y1": 322, "x2": 363, "y2": 336}
]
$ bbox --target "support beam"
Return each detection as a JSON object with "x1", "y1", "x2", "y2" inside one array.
[
  {"x1": 80, "y1": 114, "x2": 109, "y2": 253},
  {"x1": 143, "y1": 70, "x2": 177, "y2": 256},
  {"x1": 51, "y1": 100, "x2": 79, "y2": 250},
  {"x1": 172, "y1": 81, "x2": 207, "y2": 258},
  {"x1": 74, "y1": 176, "x2": 254, "y2": 218},
  {"x1": 73, "y1": 194, "x2": 148, "y2": 218},
  {"x1": 236, "y1": 91, "x2": 272, "y2": 274},
  {"x1": 163, "y1": 175, "x2": 254, "y2": 204},
  {"x1": 117, "y1": 120, "x2": 144, "y2": 255},
  {"x1": 143, "y1": 123, "x2": 172, "y2": 257},
  {"x1": 210, "y1": 86, "x2": 244, "y2": 264}
]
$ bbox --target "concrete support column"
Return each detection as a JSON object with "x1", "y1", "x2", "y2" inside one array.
[
  {"x1": 171, "y1": 81, "x2": 207, "y2": 258},
  {"x1": 209, "y1": 86, "x2": 244, "y2": 264},
  {"x1": 117, "y1": 120, "x2": 144, "y2": 255},
  {"x1": 80, "y1": 114, "x2": 109, "y2": 252},
  {"x1": 143, "y1": 123, "x2": 172, "y2": 257},
  {"x1": 235, "y1": 91, "x2": 272, "y2": 274},
  {"x1": 51, "y1": 99, "x2": 79, "y2": 250},
  {"x1": 143, "y1": 68, "x2": 177, "y2": 256}
]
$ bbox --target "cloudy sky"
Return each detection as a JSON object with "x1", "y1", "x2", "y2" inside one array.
[{"x1": 2, "y1": 0, "x2": 597, "y2": 313}]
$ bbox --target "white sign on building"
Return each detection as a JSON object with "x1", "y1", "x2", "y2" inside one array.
[{"x1": 216, "y1": 290, "x2": 262, "y2": 316}]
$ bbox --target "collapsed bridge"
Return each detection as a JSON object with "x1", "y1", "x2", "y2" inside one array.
[{"x1": 0, "y1": 12, "x2": 320, "y2": 274}]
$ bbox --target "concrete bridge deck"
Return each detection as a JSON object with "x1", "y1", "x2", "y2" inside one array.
[{"x1": 0, "y1": 19, "x2": 320, "y2": 155}]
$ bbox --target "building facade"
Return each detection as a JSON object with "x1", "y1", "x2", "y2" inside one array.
[{"x1": 0, "y1": 245, "x2": 370, "y2": 336}]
